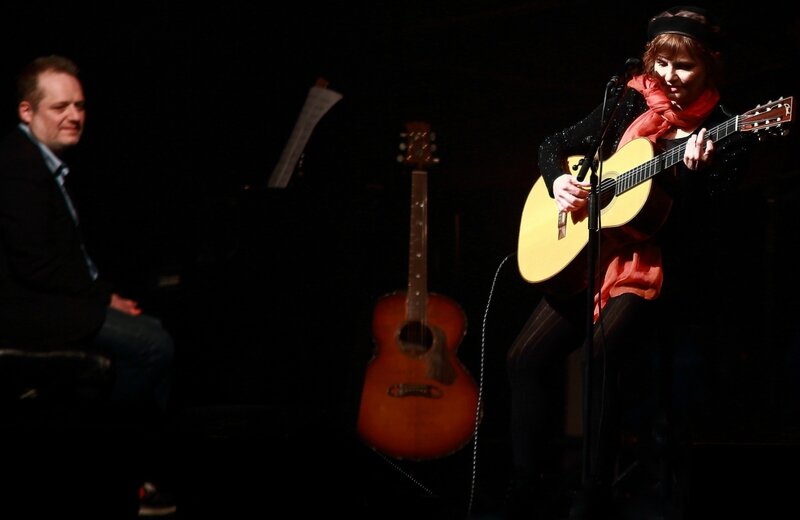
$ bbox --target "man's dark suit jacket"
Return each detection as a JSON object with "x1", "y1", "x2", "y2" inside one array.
[{"x1": 0, "y1": 126, "x2": 110, "y2": 350}]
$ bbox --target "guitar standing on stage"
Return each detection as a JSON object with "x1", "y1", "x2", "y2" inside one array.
[
  {"x1": 357, "y1": 122, "x2": 479, "y2": 461},
  {"x1": 505, "y1": 6, "x2": 790, "y2": 519}
]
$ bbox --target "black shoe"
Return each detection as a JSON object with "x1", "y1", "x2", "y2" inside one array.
[{"x1": 138, "y1": 481, "x2": 176, "y2": 517}]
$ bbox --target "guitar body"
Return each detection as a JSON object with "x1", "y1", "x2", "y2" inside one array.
[
  {"x1": 517, "y1": 138, "x2": 672, "y2": 294},
  {"x1": 357, "y1": 291, "x2": 479, "y2": 460}
]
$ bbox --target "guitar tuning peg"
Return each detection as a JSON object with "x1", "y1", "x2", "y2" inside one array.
[
  {"x1": 429, "y1": 132, "x2": 437, "y2": 142},
  {"x1": 397, "y1": 154, "x2": 405, "y2": 163},
  {"x1": 399, "y1": 143, "x2": 407, "y2": 151},
  {"x1": 430, "y1": 144, "x2": 438, "y2": 153}
]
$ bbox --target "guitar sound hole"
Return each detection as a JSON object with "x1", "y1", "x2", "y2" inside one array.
[
  {"x1": 599, "y1": 177, "x2": 617, "y2": 209},
  {"x1": 398, "y1": 321, "x2": 433, "y2": 356}
]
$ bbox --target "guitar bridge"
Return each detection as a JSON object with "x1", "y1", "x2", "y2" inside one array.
[
  {"x1": 387, "y1": 383, "x2": 443, "y2": 399},
  {"x1": 558, "y1": 210, "x2": 567, "y2": 240}
]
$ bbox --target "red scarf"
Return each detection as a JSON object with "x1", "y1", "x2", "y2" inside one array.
[
  {"x1": 618, "y1": 74, "x2": 719, "y2": 148},
  {"x1": 591, "y1": 75, "x2": 718, "y2": 323}
]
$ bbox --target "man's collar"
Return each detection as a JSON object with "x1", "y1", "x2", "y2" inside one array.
[{"x1": 18, "y1": 122, "x2": 64, "y2": 175}]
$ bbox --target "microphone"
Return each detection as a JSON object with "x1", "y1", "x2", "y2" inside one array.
[{"x1": 607, "y1": 57, "x2": 643, "y2": 89}]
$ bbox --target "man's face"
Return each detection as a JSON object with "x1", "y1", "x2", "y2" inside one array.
[{"x1": 20, "y1": 70, "x2": 85, "y2": 152}]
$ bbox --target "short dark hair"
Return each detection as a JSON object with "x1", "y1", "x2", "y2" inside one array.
[{"x1": 16, "y1": 55, "x2": 80, "y2": 108}]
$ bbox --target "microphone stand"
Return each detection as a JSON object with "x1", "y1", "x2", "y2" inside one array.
[{"x1": 575, "y1": 77, "x2": 630, "y2": 494}]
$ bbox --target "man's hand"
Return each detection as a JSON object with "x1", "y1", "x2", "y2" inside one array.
[{"x1": 110, "y1": 293, "x2": 142, "y2": 316}]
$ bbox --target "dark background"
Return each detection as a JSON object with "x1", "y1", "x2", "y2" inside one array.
[{"x1": 1, "y1": 1, "x2": 798, "y2": 517}]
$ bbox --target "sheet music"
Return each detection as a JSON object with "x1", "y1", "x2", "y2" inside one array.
[{"x1": 268, "y1": 81, "x2": 343, "y2": 188}]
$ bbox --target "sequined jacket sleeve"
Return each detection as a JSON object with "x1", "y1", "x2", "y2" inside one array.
[{"x1": 537, "y1": 88, "x2": 646, "y2": 197}]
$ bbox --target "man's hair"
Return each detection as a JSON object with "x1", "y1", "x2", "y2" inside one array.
[{"x1": 16, "y1": 55, "x2": 80, "y2": 108}]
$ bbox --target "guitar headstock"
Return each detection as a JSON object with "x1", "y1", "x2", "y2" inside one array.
[
  {"x1": 398, "y1": 121, "x2": 439, "y2": 170},
  {"x1": 740, "y1": 96, "x2": 794, "y2": 138}
]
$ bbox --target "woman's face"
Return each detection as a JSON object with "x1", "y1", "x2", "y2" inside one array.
[{"x1": 653, "y1": 49, "x2": 709, "y2": 109}]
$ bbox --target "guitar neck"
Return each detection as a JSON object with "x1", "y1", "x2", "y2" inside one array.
[
  {"x1": 399, "y1": 120, "x2": 440, "y2": 322},
  {"x1": 407, "y1": 168, "x2": 428, "y2": 321},
  {"x1": 614, "y1": 115, "x2": 739, "y2": 195}
]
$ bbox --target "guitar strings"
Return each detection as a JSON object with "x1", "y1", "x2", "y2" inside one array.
[{"x1": 606, "y1": 116, "x2": 739, "y2": 197}]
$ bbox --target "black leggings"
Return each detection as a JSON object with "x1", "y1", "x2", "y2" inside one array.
[{"x1": 507, "y1": 291, "x2": 652, "y2": 485}]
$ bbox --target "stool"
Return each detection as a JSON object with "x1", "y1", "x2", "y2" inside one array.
[
  {"x1": 0, "y1": 346, "x2": 116, "y2": 435},
  {"x1": 0, "y1": 347, "x2": 113, "y2": 404},
  {"x1": 0, "y1": 348, "x2": 143, "y2": 518}
]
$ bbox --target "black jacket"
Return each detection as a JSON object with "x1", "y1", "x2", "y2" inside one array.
[{"x1": 0, "y1": 127, "x2": 110, "y2": 350}]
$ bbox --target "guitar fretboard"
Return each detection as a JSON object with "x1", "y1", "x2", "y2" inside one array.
[
  {"x1": 608, "y1": 95, "x2": 793, "y2": 196},
  {"x1": 407, "y1": 169, "x2": 428, "y2": 322},
  {"x1": 610, "y1": 115, "x2": 739, "y2": 196}
]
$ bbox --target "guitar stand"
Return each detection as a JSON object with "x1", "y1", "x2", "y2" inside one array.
[{"x1": 367, "y1": 448, "x2": 438, "y2": 498}]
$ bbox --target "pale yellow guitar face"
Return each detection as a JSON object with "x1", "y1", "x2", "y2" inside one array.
[{"x1": 517, "y1": 138, "x2": 655, "y2": 285}]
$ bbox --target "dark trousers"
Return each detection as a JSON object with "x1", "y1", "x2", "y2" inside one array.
[
  {"x1": 92, "y1": 307, "x2": 175, "y2": 414},
  {"x1": 507, "y1": 291, "x2": 652, "y2": 487}
]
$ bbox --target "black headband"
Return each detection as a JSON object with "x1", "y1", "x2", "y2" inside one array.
[{"x1": 647, "y1": 7, "x2": 719, "y2": 49}]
